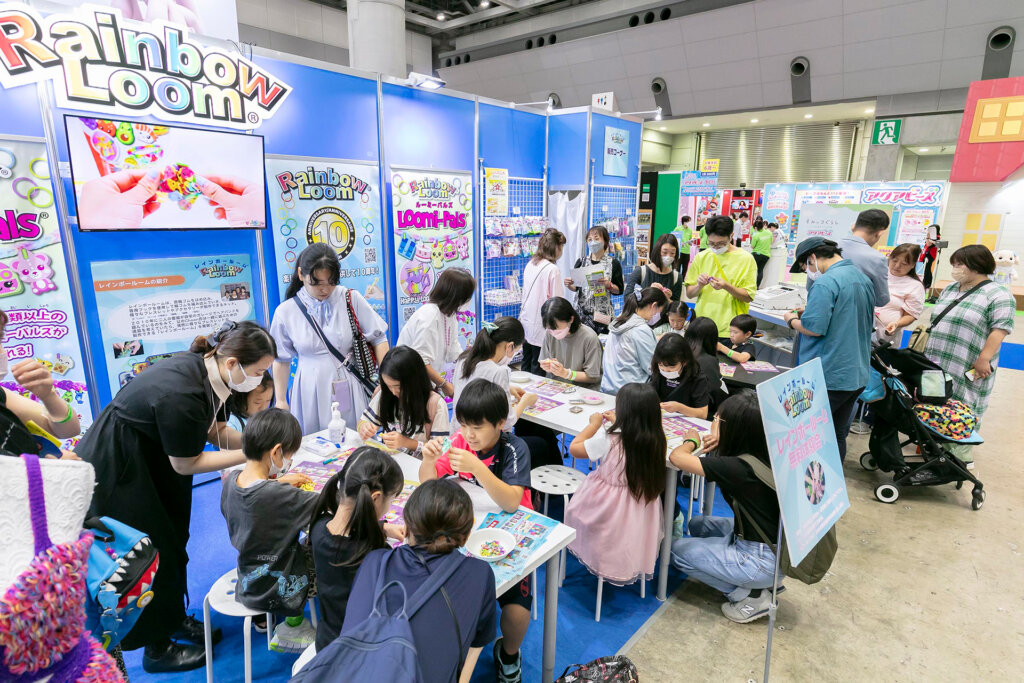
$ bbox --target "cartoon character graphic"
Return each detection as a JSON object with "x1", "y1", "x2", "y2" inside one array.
[
  {"x1": 414, "y1": 240, "x2": 432, "y2": 263},
  {"x1": 442, "y1": 240, "x2": 458, "y2": 261},
  {"x1": 115, "y1": 121, "x2": 135, "y2": 145},
  {"x1": 456, "y1": 235, "x2": 469, "y2": 260},
  {"x1": 398, "y1": 234, "x2": 416, "y2": 260},
  {"x1": 12, "y1": 248, "x2": 57, "y2": 295},
  {"x1": 0, "y1": 260, "x2": 24, "y2": 298},
  {"x1": 132, "y1": 123, "x2": 155, "y2": 145},
  {"x1": 431, "y1": 242, "x2": 445, "y2": 269}
]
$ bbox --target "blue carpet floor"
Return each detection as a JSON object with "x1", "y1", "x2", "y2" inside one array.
[{"x1": 123, "y1": 466, "x2": 731, "y2": 682}]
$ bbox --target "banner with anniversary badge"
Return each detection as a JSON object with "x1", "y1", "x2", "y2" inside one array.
[{"x1": 265, "y1": 156, "x2": 386, "y2": 315}]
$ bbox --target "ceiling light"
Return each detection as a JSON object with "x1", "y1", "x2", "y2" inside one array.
[
  {"x1": 918, "y1": 148, "x2": 929, "y2": 153},
  {"x1": 702, "y1": 122, "x2": 710, "y2": 127},
  {"x1": 436, "y1": 12, "x2": 446, "y2": 21},
  {"x1": 655, "y1": 107, "x2": 662, "y2": 121},
  {"x1": 480, "y1": 0, "x2": 490, "y2": 6},
  {"x1": 864, "y1": 108, "x2": 874, "y2": 114},
  {"x1": 407, "y1": 71, "x2": 446, "y2": 90},
  {"x1": 750, "y1": 118, "x2": 759, "y2": 123},
  {"x1": 659, "y1": 126, "x2": 667, "y2": 131},
  {"x1": 804, "y1": 113, "x2": 813, "y2": 119}
]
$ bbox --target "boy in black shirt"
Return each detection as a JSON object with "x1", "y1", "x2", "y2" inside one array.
[{"x1": 718, "y1": 314, "x2": 757, "y2": 363}]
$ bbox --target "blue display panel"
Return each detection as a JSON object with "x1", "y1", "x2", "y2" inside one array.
[
  {"x1": 548, "y1": 112, "x2": 588, "y2": 188},
  {"x1": 589, "y1": 113, "x2": 642, "y2": 187},
  {"x1": 479, "y1": 104, "x2": 546, "y2": 178}
]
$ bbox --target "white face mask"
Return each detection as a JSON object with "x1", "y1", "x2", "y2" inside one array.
[
  {"x1": 498, "y1": 344, "x2": 516, "y2": 366},
  {"x1": 268, "y1": 451, "x2": 292, "y2": 478},
  {"x1": 950, "y1": 266, "x2": 968, "y2": 283},
  {"x1": 227, "y1": 360, "x2": 264, "y2": 393},
  {"x1": 0, "y1": 344, "x2": 7, "y2": 381},
  {"x1": 662, "y1": 255, "x2": 675, "y2": 268},
  {"x1": 660, "y1": 367, "x2": 681, "y2": 379},
  {"x1": 710, "y1": 245, "x2": 728, "y2": 255},
  {"x1": 647, "y1": 311, "x2": 662, "y2": 327},
  {"x1": 805, "y1": 257, "x2": 821, "y2": 281},
  {"x1": 587, "y1": 240, "x2": 603, "y2": 255}
]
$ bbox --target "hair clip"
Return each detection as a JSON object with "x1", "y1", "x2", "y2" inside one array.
[{"x1": 208, "y1": 320, "x2": 238, "y2": 344}]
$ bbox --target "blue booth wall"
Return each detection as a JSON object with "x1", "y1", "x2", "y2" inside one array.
[
  {"x1": 478, "y1": 104, "x2": 546, "y2": 178},
  {"x1": 547, "y1": 111, "x2": 589, "y2": 188},
  {"x1": 589, "y1": 113, "x2": 642, "y2": 188}
]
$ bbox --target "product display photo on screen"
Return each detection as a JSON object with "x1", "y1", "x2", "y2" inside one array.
[{"x1": 65, "y1": 115, "x2": 267, "y2": 231}]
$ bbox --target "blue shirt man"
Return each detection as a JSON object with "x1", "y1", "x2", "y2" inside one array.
[{"x1": 838, "y1": 233, "x2": 889, "y2": 307}]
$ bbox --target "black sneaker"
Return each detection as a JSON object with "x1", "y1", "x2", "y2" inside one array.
[
  {"x1": 142, "y1": 640, "x2": 206, "y2": 673},
  {"x1": 174, "y1": 613, "x2": 222, "y2": 645}
]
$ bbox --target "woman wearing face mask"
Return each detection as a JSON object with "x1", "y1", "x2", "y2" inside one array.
[
  {"x1": 565, "y1": 226, "x2": 623, "y2": 333},
  {"x1": 538, "y1": 296, "x2": 603, "y2": 390},
  {"x1": 0, "y1": 309, "x2": 81, "y2": 456},
  {"x1": 625, "y1": 234, "x2": 684, "y2": 314},
  {"x1": 650, "y1": 332, "x2": 710, "y2": 419},
  {"x1": 923, "y1": 245, "x2": 1015, "y2": 469},
  {"x1": 874, "y1": 243, "x2": 925, "y2": 343},
  {"x1": 521, "y1": 228, "x2": 567, "y2": 374},
  {"x1": 602, "y1": 287, "x2": 668, "y2": 394},
  {"x1": 271, "y1": 243, "x2": 389, "y2": 434},
  {"x1": 76, "y1": 320, "x2": 277, "y2": 673}
]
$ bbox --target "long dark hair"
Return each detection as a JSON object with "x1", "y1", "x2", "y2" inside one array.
[
  {"x1": 404, "y1": 478, "x2": 475, "y2": 554},
  {"x1": 285, "y1": 243, "x2": 340, "y2": 299},
  {"x1": 190, "y1": 320, "x2": 277, "y2": 364},
  {"x1": 651, "y1": 333, "x2": 699, "y2": 384},
  {"x1": 458, "y1": 317, "x2": 524, "y2": 379},
  {"x1": 613, "y1": 287, "x2": 667, "y2": 327},
  {"x1": 714, "y1": 391, "x2": 768, "y2": 465},
  {"x1": 310, "y1": 446, "x2": 404, "y2": 566},
  {"x1": 377, "y1": 346, "x2": 433, "y2": 436},
  {"x1": 685, "y1": 316, "x2": 718, "y2": 357},
  {"x1": 607, "y1": 383, "x2": 665, "y2": 504}
]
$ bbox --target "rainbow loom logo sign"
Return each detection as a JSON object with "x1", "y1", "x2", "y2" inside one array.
[{"x1": 0, "y1": 3, "x2": 290, "y2": 129}]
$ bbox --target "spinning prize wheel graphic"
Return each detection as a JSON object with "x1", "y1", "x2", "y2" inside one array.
[{"x1": 804, "y1": 460, "x2": 825, "y2": 505}]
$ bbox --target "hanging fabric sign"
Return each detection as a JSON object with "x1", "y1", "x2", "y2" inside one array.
[
  {"x1": 0, "y1": 136, "x2": 93, "y2": 446},
  {"x1": 391, "y1": 168, "x2": 476, "y2": 341},
  {"x1": 264, "y1": 156, "x2": 386, "y2": 315}
]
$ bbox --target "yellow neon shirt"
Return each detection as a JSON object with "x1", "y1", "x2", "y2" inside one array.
[{"x1": 684, "y1": 248, "x2": 758, "y2": 337}]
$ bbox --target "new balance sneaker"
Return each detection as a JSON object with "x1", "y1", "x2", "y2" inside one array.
[
  {"x1": 721, "y1": 590, "x2": 773, "y2": 623},
  {"x1": 270, "y1": 617, "x2": 316, "y2": 653},
  {"x1": 672, "y1": 512, "x2": 687, "y2": 540},
  {"x1": 493, "y1": 638, "x2": 522, "y2": 683}
]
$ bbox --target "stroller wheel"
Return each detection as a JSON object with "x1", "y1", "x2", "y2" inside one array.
[
  {"x1": 955, "y1": 480, "x2": 964, "y2": 490},
  {"x1": 875, "y1": 483, "x2": 900, "y2": 504},
  {"x1": 971, "y1": 489, "x2": 985, "y2": 511},
  {"x1": 860, "y1": 452, "x2": 878, "y2": 471}
]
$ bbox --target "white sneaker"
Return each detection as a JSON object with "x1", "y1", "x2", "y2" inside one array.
[
  {"x1": 672, "y1": 512, "x2": 687, "y2": 540},
  {"x1": 965, "y1": 462, "x2": 975, "y2": 471},
  {"x1": 721, "y1": 591, "x2": 772, "y2": 623},
  {"x1": 270, "y1": 618, "x2": 316, "y2": 653}
]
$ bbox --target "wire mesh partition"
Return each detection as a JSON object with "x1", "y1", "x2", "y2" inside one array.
[
  {"x1": 481, "y1": 176, "x2": 546, "y2": 323},
  {"x1": 589, "y1": 183, "x2": 640, "y2": 313}
]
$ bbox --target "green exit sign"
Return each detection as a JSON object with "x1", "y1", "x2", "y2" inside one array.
[{"x1": 871, "y1": 118, "x2": 902, "y2": 145}]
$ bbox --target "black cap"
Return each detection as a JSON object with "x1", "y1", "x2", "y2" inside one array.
[{"x1": 790, "y1": 236, "x2": 836, "y2": 273}]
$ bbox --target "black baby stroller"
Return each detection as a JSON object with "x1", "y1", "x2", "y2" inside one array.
[{"x1": 859, "y1": 344, "x2": 986, "y2": 510}]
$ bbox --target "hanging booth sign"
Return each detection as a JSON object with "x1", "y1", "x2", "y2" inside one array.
[
  {"x1": 603, "y1": 127, "x2": 629, "y2": 178},
  {"x1": 90, "y1": 253, "x2": 256, "y2": 397},
  {"x1": 756, "y1": 359, "x2": 850, "y2": 566},
  {"x1": 265, "y1": 156, "x2": 386, "y2": 314},
  {"x1": 679, "y1": 170, "x2": 717, "y2": 197},
  {"x1": 0, "y1": 3, "x2": 291, "y2": 130},
  {"x1": 391, "y1": 168, "x2": 476, "y2": 341},
  {"x1": 484, "y1": 167, "x2": 509, "y2": 217},
  {"x1": 0, "y1": 137, "x2": 93, "y2": 446}
]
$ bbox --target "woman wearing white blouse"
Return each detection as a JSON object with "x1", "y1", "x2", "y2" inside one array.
[
  {"x1": 396, "y1": 267, "x2": 477, "y2": 397},
  {"x1": 520, "y1": 228, "x2": 566, "y2": 374}
]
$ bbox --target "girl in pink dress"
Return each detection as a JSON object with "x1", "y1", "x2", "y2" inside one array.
[
  {"x1": 874, "y1": 243, "x2": 926, "y2": 343},
  {"x1": 564, "y1": 383, "x2": 666, "y2": 586}
]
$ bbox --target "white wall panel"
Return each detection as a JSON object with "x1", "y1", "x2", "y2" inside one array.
[{"x1": 754, "y1": 0, "x2": 844, "y2": 30}]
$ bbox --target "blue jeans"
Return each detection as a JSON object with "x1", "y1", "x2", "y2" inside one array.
[{"x1": 670, "y1": 516, "x2": 778, "y2": 602}]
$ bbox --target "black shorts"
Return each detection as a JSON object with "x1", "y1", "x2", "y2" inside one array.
[{"x1": 497, "y1": 576, "x2": 532, "y2": 611}]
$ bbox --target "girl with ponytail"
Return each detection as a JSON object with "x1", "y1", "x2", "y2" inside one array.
[
  {"x1": 341, "y1": 479, "x2": 498, "y2": 682},
  {"x1": 601, "y1": 287, "x2": 667, "y2": 394},
  {"x1": 308, "y1": 446, "x2": 404, "y2": 651}
]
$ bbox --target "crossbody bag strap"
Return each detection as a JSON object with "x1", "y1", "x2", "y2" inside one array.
[
  {"x1": 292, "y1": 296, "x2": 348, "y2": 367},
  {"x1": 927, "y1": 280, "x2": 990, "y2": 332},
  {"x1": 522, "y1": 260, "x2": 556, "y2": 306}
]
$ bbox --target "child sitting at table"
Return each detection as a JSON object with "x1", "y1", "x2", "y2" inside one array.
[
  {"x1": 357, "y1": 346, "x2": 450, "y2": 455},
  {"x1": 308, "y1": 446, "x2": 405, "y2": 651},
  {"x1": 226, "y1": 371, "x2": 274, "y2": 432},
  {"x1": 668, "y1": 392, "x2": 782, "y2": 624},
  {"x1": 420, "y1": 378, "x2": 533, "y2": 682},
  {"x1": 650, "y1": 333, "x2": 710, "y2": 419},
  {"x1": 716, "y1": 314, "x2": 757, "y2": 364},
  {"x1": 565, "y1": 383, "x2": 666, "y2": 588},
  {"x1": 338, "y1": 480, "x2": 497, "y2": 683},
  {"x1": 661, "y1": 301, "x2": 692, "y2": 338},
  {"x1": 686, "y1": 316, "x2": 728, "y2": 414},
  {"x1": 220, "y1": 408, "x2": 318, "y2": 651}
]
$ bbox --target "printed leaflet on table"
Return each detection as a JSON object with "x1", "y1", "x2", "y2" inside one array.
[
  {"x1": 265, "y1": 157, "x2": 386, "y2": 317},
  {"x1": 0, "y1": 137, "x2": 93, "y2": 447},
  {"x1": 524, "y1": 396, "x2": 563, "y2": 416},
  {"x1": 472, "y1": 510, "x2": 559, "y2": 586},
  {"x1": 741, "y1": 361, "x2": 778, "y2": 373},
  {"x1": 719, "y1": 363, "x2": 737, "y2": 378},
  {"x1": 383, "y1": 481, "x2": 420, "y2": 548}
]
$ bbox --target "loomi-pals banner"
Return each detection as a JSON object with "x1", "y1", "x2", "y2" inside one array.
[
  {"x1": 756, "y1": 359, "x2": 849, "y2": 566},
  {"x1": 762, "y1": 181, "x2": 947, "y2": 263},
  {"x1": 0, "y1": 2, "x2": 290, "y2": 129},
  {"x1": 90, "y1": 253, "x2": 255, "y2": 397},
  {"x1": 391, "y1": 168, "x2": 476, "y2": 342},
  {"x1": 0, "y1": 136, "x2": 93, "y2": 446},
  {"x1": 265, "y1": 156, "x2": 386, "y2": 315}
]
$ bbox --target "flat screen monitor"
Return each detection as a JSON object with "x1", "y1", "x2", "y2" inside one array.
[{"x1": 65, "y1": 115, "x2": 266, "y2": 231}]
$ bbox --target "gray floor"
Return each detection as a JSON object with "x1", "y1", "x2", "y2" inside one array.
[{"x1": 623, "y1": 369, "x2": 1024, "y2": 681}]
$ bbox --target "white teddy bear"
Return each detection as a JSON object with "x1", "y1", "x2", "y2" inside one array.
[{"x1": 992, "y1": 249, "x2": 1019, "y2": 287}]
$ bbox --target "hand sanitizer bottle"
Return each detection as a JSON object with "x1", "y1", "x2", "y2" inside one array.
[{"x1": 328, "y1": 402, "x2": 346, "y2": 444}]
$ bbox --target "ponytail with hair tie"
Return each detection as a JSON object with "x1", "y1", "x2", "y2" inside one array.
[{"x1": 207, "y1": 320, "x2": 238, "y2": 347}]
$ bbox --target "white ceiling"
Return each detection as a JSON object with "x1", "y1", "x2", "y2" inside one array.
[{"x1": 648, "y1": 100, "x2": 878, "y2": 134}]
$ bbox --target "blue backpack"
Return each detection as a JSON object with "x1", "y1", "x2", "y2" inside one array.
[{"x1": 291, "y1": 550, "x2": 465, "y2": 683}]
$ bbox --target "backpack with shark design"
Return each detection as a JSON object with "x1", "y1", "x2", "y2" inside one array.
[{"x1": 83, "y1": 517, "x2": 159, "y2": 651}]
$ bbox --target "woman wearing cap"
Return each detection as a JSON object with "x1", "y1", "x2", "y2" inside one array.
[{"x1": 77, "y1": 321, "x2": 277, "y2": 673}]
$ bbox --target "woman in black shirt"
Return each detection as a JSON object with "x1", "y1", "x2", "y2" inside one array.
[
  {"x1": 649, "y1": 333, "x2": 709, "y2": 419},
  {"x1": 625, "y1": 233, "x2": 684, "y2": 304},
  {"x1": 565, "y1": 225, "x2": 624, "y2": 333}
]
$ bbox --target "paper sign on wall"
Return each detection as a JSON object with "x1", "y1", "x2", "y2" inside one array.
[
  {"x1": 603, "y1": 127, "x2": 629, "y2": 178},
  {"x1": 484, "y1": 168, "x2": 509, "y2": 217}
]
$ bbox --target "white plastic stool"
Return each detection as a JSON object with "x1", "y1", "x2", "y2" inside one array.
[
  {"x1": 595, "y1": 576, "x2": 645, "y2": 622},
  {"x1": 203, "y1": 569, "x2": 270, "y2": 683},
  {"x1": 530, "y1": 464, "x2": 587, "y2": 618}
]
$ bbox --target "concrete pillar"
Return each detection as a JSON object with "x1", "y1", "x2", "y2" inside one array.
[{"x1": 347, "y1": 0, "x2": 407, "y2": 78}]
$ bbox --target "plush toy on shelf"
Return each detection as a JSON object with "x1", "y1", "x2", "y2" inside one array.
[{"x1": 992, "y1": 249, "x2": 1019, "y2": 288}]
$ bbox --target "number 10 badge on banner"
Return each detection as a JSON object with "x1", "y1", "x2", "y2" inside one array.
[
  {"x1": 264, "y1": 156, "x2": 386, "y2": 314},
  {"x1": 755, "y1": 358, "x2": 849, "y2": 565}
]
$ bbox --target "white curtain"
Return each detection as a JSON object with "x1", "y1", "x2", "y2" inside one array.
[{"x1": 549, "y1": 190, "x2": 587, "y2": 300}]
